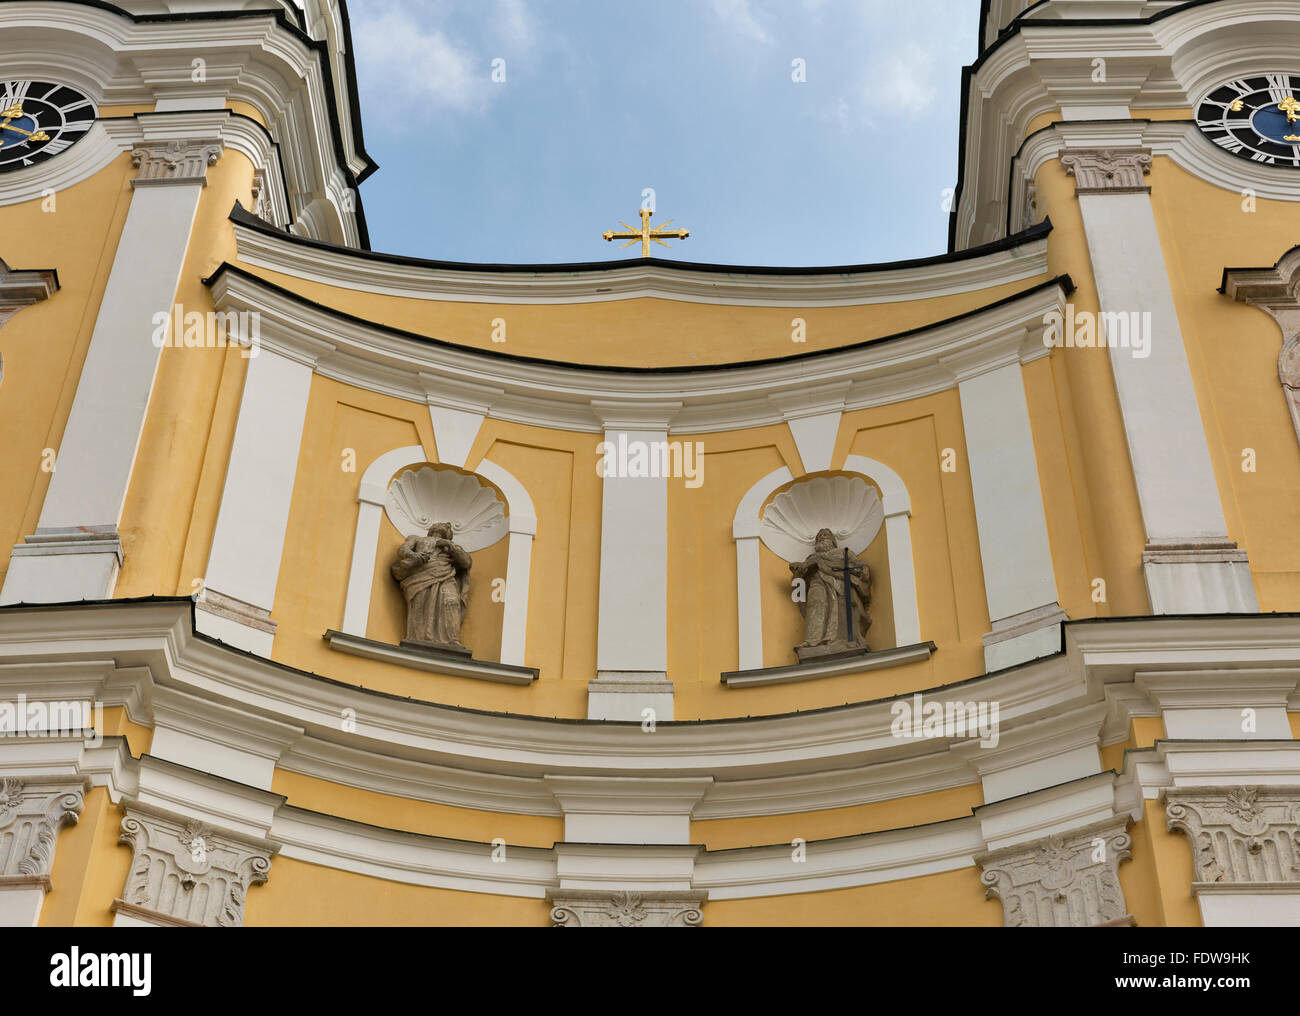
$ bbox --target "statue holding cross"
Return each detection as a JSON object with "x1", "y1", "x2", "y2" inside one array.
[{"x1": 790, "y1": 528, "x2": 872, "y2": 663}]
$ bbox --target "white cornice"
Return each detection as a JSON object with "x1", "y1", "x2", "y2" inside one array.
[
  {"x1": 2, "y1": 601, "x2": 1298, "y2": 823},
  {"x1": 208, "y1": 267, "x2": 1069, "y2": 434},
  {"x1": 230, "y1": 219, "x2": 1052, "y2": 307},
  {"x1": 0, "y1": 112, "x2": 290, "y2": 220},
  {"x1": 2, "y1": 604, "x2": 1297, "y2": 901},
  {"x1": 957, "y1": 0, "x2": 1300, "y2": 247},
  {"x1": 0, "y1": 3, "x2": 361, "y2": 243}
]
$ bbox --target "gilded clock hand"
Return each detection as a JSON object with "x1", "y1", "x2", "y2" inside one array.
[
  {"x1": 1280, "y1": 96, "x2": 1300, "y2": 124},
  {"x1": 0, "y1": 103, "x2": 49, "y2": 143}
]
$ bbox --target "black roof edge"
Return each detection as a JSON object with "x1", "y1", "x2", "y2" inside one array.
[
  {"x1": 950, "y1": 0, "x2": 1227, "y2": 252},
  {"x1": 35, "y1": 0, "x2": 377, "y2": 248},
  {"x1": 229, "y1": 198, "x2": 1054, "y2": 276},
  {"x1": 0, "y1": 596, "x2": 1295, "y2": 728},
  {"x1": 203, "y1": 251, "x2": 1073, "y2": 376}
]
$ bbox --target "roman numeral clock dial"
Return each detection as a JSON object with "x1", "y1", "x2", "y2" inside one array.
[
  {"x1": 1196, "y1": 74, "x2": 1300, "y2": 168},
  {"x1": 0, "y1": 81, "x2": 96, "y2": 172}
]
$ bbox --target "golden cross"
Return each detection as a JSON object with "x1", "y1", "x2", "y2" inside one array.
[
  {"x1": 602, "y1": 208, "x2": 690, "y2": 258},
  {"x1": 1280, "y1": 96, "x2": 1300, "y2": 124},
  {"x1": 0, "y1": 103, "x2": 49, "y2": 143}
]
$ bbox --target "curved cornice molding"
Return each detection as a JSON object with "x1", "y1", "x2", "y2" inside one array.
[
  {"x1": 0, "y1": 1, "x2": 371, "y2": 244},
  {"x1": 205, "y1": 263, "x2": 1071, "y2": 433},
  {"x1": 1, "y1": 600, "x2": 1298, "y2": 823},
  {"x1": 952, "y1": 0, "x2": 1300, "y2": 247},
  {"x1": 229, "y1": 203, "x2": 1054, "y2": 306}
]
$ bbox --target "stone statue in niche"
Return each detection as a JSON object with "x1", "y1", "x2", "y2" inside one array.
[
  {"x1": 392, "y1": 522, "x2": 472, "y2": 656},
  {"x1": 790, "y1": 528, "x2": 871, "y2": 663}
]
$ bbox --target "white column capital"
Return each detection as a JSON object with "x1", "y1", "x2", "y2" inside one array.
[
  {"x1": 130, "y1": 139, "x2": 223, "y2": 187},
  {"x1": 1061, "y1": 147, "x2": 1152, "y2": 194}
]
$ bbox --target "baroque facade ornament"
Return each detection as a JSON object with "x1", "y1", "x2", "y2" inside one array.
[
  {"x1": 549, "y1": 890, "x2": 706, "y2": 927},
  {"x1": 0, "y1": 778, "x2": 85, "y2": 879},
  {"x1": 790, "y1": 528, "x2": 872, "y2": 662},
  {"x1": 1061, "y1": 148, "x2": 1153, "y2": 194},
  {"x1": 1222, "y1": 245, "x2": 1300, "y2": 453},
  {"x1": 976, "y1": 817, "x2": 1134, "y2": 927},
  {"x1": 759, "y1": 474, "x2": 884, "y2": 563},
  {"x1": 130, "y1": 139, "x2": 223, "y2": 186},
  {"x1": 117, "y1": 805, "x2": 276, "y2": 927},
  {"x1": 393, "y1": 522, "x2": 473, "y2": 654},
  {"x1": 385, "y1": 466, "x2": 508, "y2": 551},
  {"x1": 1165, "y1": 786, "x2": 1300, "y2": 885}
]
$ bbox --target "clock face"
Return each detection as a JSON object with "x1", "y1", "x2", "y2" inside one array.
[
  {"x1": 1195, "y1": 74, "x2": 1300, "y2": 168},
  {"x1": 0, "y1": 81, "x2": 96, "y2": 173}
]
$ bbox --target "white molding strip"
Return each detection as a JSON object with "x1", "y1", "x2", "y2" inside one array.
[
  {"x1": 207, "y1": 267, "x2": 1071, "y2": 435},
  {"x1": 232, "y1": 220, "x2": 1051, "y2": 307}
]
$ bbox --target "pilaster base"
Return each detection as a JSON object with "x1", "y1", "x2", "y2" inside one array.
[
  {"x1": 587, "y1": 672, "x2": 674, "y2": 721},
  {"x1": 982, "y1": 603, "x2": 1067, "y2": 673},
  {"x1": 1142, "y1": 540, "x2": 1258, "y2": 614},
  {"x1": 195, "y1": 588, "x2": 277, "y2": 656},
  {"x1": 0, "y1": 528, "x2": 121, "y2": 605}
]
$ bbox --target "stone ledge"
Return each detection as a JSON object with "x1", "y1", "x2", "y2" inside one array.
[
  {"x1": 324, "y1": 630, "x2": 538, "y2": 685},
  {"x1": 721, "y1": 641, "x2": 936, "y2": 688},
  {"x1": 0, "y1": 873, "x2": 51, "y2": 892},
  {"x1": 111, "y1": 898, "x2": 203, "y2": 928}
]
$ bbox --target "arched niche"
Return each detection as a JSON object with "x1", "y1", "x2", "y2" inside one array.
[
  {"x1": 342, "y1": 445, "x2": 537, "y2": 666},
  {"x1": 730, "y1": 455, "x2": 920, "y2": 672}
]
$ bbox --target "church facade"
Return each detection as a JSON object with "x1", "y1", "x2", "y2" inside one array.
[{"x1": 1, "y1": 0, "x2": 1299, "y2": 927}]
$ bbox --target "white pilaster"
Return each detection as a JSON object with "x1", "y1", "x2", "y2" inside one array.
[
  {"x1": 589, "y1": 403, "x2": 679, "y2": 720},
  {"x1": 197, "y1": 346, "x2": 317, "y2": 655},
  {"x1": 1063, "y1": 147, "x2": 1257, "y2": 614},
  {"x1": 2, "y1": 126, "x2": 224, "y2": 605},
  {"x1": 944, "y1": 344, "x2": 1066, "y2": 671}
]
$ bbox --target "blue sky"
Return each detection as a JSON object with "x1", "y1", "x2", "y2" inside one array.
[{"x1": 349, "y1": 0, "x2": 979, "y2": 267}]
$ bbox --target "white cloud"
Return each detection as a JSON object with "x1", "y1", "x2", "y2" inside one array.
[
  {"x1": 352, "y1": 3, "x2": 486, "y2": 123},
  {"x1": 861, "y1": 41, "x2": 941, "y2": 118},
  {"x1": 710, "y1": 0, "x2": 772, "y2": 44},
  {"x1": 495, "y1": 0, "x2": 535, "y2": 47}
]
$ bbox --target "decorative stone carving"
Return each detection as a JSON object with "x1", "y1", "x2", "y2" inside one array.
[
  {"x1": 1222, "y1": 245, "x2": 1300, "y2": 453},
  {"x1": 1061, "y1": 148, "x2": 1153, "y2": 194},
  {"x1": 1022, "y1": 179, "x2": 1038, "y2": 230},
  {"x1": 976, "y1": 817, "x2": 1134, "y2": 927},
  {"x1": 789, "y1": 528, "x2": 872, "y2": 663},
  {"x1": 385, "y1": 466, "x2": 508, "y2": 551},
  {"x1": 0, "y1": 778, "x2": 85, "y2": 879},
  {"x1": 117, "y1": 805, "x2": 275, "y2": 927},
  {"x1": 759, "y1": 475, "x2": 883, "y2": 563},
  {"x1": 392, "y1": 522, "x2": 473, "y2": 654},
  {"x1": 549, "y1": 890, "x2": 706, "y2": 928},
  {"x1": 1165, "y1": 786, "x2": 1300, "y2": 885},
  {"x1": 130, "y1": 140, "x2": 223, "y2": 186}
]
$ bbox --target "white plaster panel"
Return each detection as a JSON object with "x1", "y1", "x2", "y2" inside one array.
[
  {"x1": 0, "y1": 886, "x2": 45, "y2": 927},
  {"x1": 204, "y1": 348, "x2": 313, "y2": 612},
  {"x1": 1077, "y1": 191, "x2": 1228, "y2": 542},
  {"x1": 596, "y1": 430, "x2": 668, "y2": 674},
  {"x1": 1198, "y1": 891, "x2": 1300, "y2": 927},
  {"x1": 956, "y1": 362, "x2": 1059, "y2": 624},
  {"x1": 36, "y1": 182, "x2": 204, "y2": 532}
]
